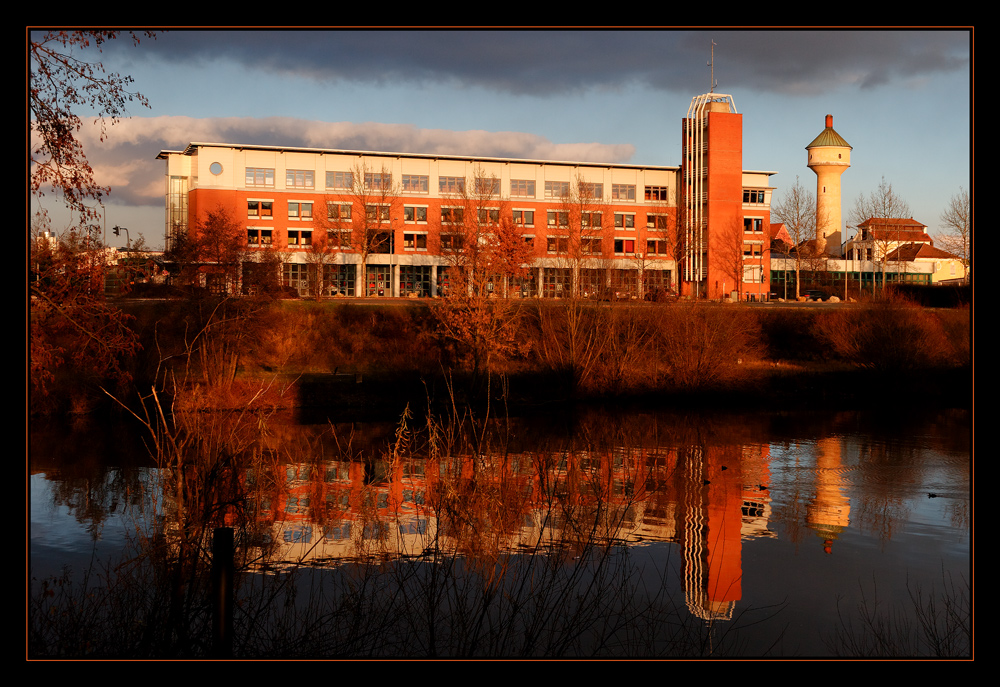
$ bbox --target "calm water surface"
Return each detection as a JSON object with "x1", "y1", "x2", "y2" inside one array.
[{"x1": 29, "y1": 407, "x2": 971, "y2": 657}]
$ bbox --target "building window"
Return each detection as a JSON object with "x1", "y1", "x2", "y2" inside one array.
[
  {"x1": 324, "y1": 264, "x2": 356, "y2": 297},
  {"x1": 248, "y1": 200, "x2": 273, "y2": 218},
  {"x1": 512, "y1": 209, "x2": 534, "y2": 226},
  {"x1": 578, "y1": 268, "x2": 603, "y2": 297},
  {"x1": 511, "y1": 179, "x2": 535, "y2": 198},
  {"x1": 365, "y1": 172, "x2": 392, "y2": 190},
  {"x1": 439, "y1": 176, "x2": 465, "y2": 194},
  {"x1": 547, "y1": 236, "x2": 569, "y2": 254},
  {"x1": 612, "y1": 184, "x2": 636, "y2": 201},
  {"x1": 545, "y1": 181, "x2": 570, "y2": 199},
  {"x1": 581, "y1": 237, "x2": 602, "y2": 255},
  {"x1": 646, "y1": 239, "x2": 668, "y2": 255},
  {"x1": 287, "y1": 229, "x2": 312, "y2": 246},
  {"x1": 365, "y1": 204, "x2": 391, "y2": 222},
  {"x1": 327, "y1": 171, "x2": 353, "y2": 190},
  {"x1": 440, "y1": 234, "x2": 465, "y2": 252},
  {"x1": 743, "y1": 217, "x2": 763, "y2": 233},
  {"x1": 283, "y1": 525, "x2": 312, "y2": 543},
  {"x1": 474, "y1": 176, "x2": 501, "y2": 196},
  {"x1": 614, "y1": 238, "x2": 636, "y2": 255},
  {"x1": 327, "y1": 229, "x2": 352, "y2": 249},
  {"x1": 547, "y1": 211, "x2": 569, "y2": 228},
  {"x1": 246, "y1": 167, "x2": 275, "y2": 187},
  {"x1": 581, "y1": 211, "x2": 603, "y2": 229},
  {"x1": 645, "y1": 268, "x2": 672, "y2": 291},
  {"x1": 580, "y1": 182, "x2": 603, "y2": 200},
  {"x1": 645, "y1": 186, "x2": 668, "y2": 202},
  {"x1": 403, "y1": 206, "x2": 428, "y2": 223},
  {"x1": 403, "y1": 233, "x2": 428, "y2": 250},
  {"x1": 441, "y1": 207, "x2": 464, "y2": 224},
  {"x1": 542, "y1": 268, "x2": 572, "y2": 298},
  {"x1": 478, "y1": 208, "x2": 500, "y2": 224},
  {"x1": 247, "y1": 228, "x2": 273, "y2": 246},
  {"x1": 327, "y1": 202, "x2": 352, "y2": 221},
  {"x1": 288, "y1": 201, "x2": 313, "y2": 220},
  {"x1": 614, "y1": 213, "x2": 635, "y2": 229},
  {"x1": 400, "y1": 266, "x2": 432, "y2": 297},
  {"x1": 402, "y1": 174, "x2": 429, "y2": 193},
  {"x1": 743, "y1": 189, "x2": 766, "y2": 204},
  {"x1": 286, "y1": 169, "x2": 314, "y2": 189},
  {"x1": 647, "y1": 214, "x2": 669, "y2": 230}
]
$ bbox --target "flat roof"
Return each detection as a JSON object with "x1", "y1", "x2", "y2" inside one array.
[{"x1": 158, "y1": 141, "x2": 683, "y2": 172}]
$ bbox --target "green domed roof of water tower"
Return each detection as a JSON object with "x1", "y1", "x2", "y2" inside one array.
[
  {"x1": 807, "y1": 114, "x2": 851, "y2": 170},
  {"x1": 807, "y1": 114, "x2": 852, "y2": 150}
]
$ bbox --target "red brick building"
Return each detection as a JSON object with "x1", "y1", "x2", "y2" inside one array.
[{"x1": 157, "y1": 92, "x2": 774, "y2": 300}]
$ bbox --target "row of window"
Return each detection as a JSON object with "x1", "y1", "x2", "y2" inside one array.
[
  {"x1": 249, "y1": 226, "x2": 675, "y2": 257},
  {"x1": 251, "y1": 199, "x2": 672, "y2": 229},
  {"x1": 244, "y1": 167, "x2": 669, "y2": 202},
  {"x1": 284, "y1": 263, "x2": 674, "y2": 300}
]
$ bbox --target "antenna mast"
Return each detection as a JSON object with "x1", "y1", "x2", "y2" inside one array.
[{"x1": 708, "y1": 40, "x2": 718, "y2": 92}]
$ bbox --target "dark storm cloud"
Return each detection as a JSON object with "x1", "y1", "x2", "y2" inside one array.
[{"x1": 127, "y1": 29, "x2": 969, "y2": 97}]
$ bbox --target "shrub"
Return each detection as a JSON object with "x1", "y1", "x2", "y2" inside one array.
[
  {"x1": 813, "y1": 295, "x2": 954, "y2": 373},
  {"x1": 651, "y1": 304, "x2": 763, "y2": 390}
]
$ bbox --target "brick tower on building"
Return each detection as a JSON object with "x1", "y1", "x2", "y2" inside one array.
[{"x1": 680, "y1": 92, "x2": 745, "y2": 299}]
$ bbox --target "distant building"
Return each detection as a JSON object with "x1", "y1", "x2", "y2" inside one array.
[
  {"x1": 883, "y1": 242, "x2": 967, "y2": 284},
  {"x1": 769, "y1": 114, "x2": 964, "y2": 294},
  {"x1": 157, "y1": 91, "x2": 774, "y2": 300},
  {"x1": 845, "y1": 217, "x2": 933, "y2": 263}
]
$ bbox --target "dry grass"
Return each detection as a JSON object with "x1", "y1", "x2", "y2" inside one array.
[{"x1": 812, "y1": 293, "x2": 966, "y2": 373}]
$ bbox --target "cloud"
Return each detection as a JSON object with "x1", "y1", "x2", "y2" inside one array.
[
  {"x1": 79, "y1": 115, "x2": 637, "y2": 207},
  {"x1": 122, "y1": 29, "x2": 970, "y2": 97}
]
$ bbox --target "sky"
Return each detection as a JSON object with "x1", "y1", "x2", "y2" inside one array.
[{"x1": 30, "y1": 28, "x2": 972, "y2": 250}]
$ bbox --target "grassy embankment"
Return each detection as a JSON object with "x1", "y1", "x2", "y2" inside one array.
[{"x1": 98, "y1": 295, "x2": 970, "y2": 419}]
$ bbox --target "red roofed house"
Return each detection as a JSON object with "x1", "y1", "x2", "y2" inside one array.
[
  {"x1": 884, "y1": 242, "x2": 967, "y2": 284},
  {"x1": 845, "y1": 217, "x2": 932, "y2": 262},
  {"x1": 844, "y1": 218, "x2": 964, "y2": 284}
]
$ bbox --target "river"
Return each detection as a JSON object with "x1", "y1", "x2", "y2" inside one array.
[{"x1": 28, "y1": 405, "x2": 971, "y2": 658}]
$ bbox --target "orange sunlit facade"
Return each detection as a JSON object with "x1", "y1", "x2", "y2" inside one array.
[
  {"x1": 681, "y1": 93, "x2": 775, "y2": 300},
  {"x1": 158, "y1": 93, "x2": 773, "y2": 300}
]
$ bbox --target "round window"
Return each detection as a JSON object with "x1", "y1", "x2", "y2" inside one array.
[{"x1": 210, "y1": 162, "x2": 223, "y2": 175}]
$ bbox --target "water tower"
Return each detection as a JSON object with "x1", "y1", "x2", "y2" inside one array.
[{"x1": 806, "y1": 115, "x2": 852, "y2": 255}]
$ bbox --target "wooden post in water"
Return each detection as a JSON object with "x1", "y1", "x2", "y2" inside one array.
[{"x1": 212, "y1": 527, "x2": 234, "y2": 658}]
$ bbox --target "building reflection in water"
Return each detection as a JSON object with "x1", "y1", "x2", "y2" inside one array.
[{"x1": 149, "y1": 414, "x2": 799, "y2": 627}]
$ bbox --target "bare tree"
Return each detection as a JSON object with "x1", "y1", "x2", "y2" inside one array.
[
  {"x1": 437, "y1": 167, "x2": 533, "y2": 298},
  {"x1": 938, "y1": 187, "x2": 970, "y2": 282},
  {"x1": 637, "y1": 199, "x2": 674, "y2": 300},
  {"x1": 30, "y1": 31, "x2": 155, "y2": 229},
  {"x1": 168, "y1": 205, "x2": 247, "y2": 293},
  {"x1": 716, "y1": 217, "x2": 748, "y2": 301},
  {"x1": 323, "y1": 161, "x2": 400, "y2": 296},
  {"x1": 29, "y1": 31, "x2": 152, "y2": 409},
  {"x1": 30, "y1": 225, "x2": 139, "y2": 403},
  {"x1": 302, "y1": 232, "x2": 336, "y2": 301},
  {"x1": 851, "y1": 177, "x2": 912, "y2": 290},
  {"x1": 558, "y1": 175, "x2": 612, "y2": 299},
  {"x1": 433, "y1": 168, "x2": 533, "y2": 389},
  {"x1": 770, "y1": 177, "x2": 817, "y2": 299}
]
